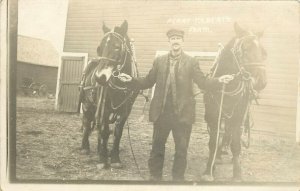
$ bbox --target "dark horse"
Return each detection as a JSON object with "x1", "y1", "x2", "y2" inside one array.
[
  {"x1": 79, "y1": 20, "x2": 139, "y2": 169},
  {"x1": 202, "y1": 23, "x2": 267, "y2": 181}
]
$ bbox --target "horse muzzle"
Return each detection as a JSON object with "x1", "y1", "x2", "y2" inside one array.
[
  {"x1": 95, "y1": 67, "x2": 113, "y2": 85},
  {"x1": 243, "y1": 62, "x2": 267, "y2": 91}
]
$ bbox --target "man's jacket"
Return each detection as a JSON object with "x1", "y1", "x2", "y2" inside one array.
[{"x1": 130, "y1": 52, "x2": 220, "y2": 124}]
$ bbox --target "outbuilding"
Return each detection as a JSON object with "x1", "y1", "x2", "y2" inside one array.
[{"x1": 17, "y1": 35, "x2": 59, "y2": 95}]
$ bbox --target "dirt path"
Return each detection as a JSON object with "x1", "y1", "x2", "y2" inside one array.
[{"x1": 16, "y1": 97, "x2": 300, "y2": 183}]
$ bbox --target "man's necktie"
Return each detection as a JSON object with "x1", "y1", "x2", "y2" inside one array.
[
  {"x1": 169, "y1": 59, "x2": 178, "y2": 114},
  {"x1": 161, "y1": 55, "x2": 180, "y2": 115}
]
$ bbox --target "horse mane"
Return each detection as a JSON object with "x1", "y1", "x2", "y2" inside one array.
[
  {"x1": 112, "y1": 27, "x2": 133, "y2": 75},
  {"x1": 83, "y1": 58, "x2": 100, "y2": 76},
  {"x1": 214, "y1": 37, "x2": 238, "y2": 76}
]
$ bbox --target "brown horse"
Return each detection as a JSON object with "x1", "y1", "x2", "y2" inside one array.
[
  {"x1": 79, "y1": 20, "x2": 139, "y2": 169},
  {"x1": 202, "y1": 22, "x2": 267, "y2": 182}
]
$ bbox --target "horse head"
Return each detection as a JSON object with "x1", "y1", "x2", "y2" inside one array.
[
  {"x1": 94, "y1": 20, "x2": 132, "y2": 86},
  {"x1": 232, "y1": 22, "x2": 268, "y2": 91},
  {"x1": 215, "y1": 23, "x2": 268, "y2": 92}
]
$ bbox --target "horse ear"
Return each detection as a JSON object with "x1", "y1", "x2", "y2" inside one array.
[
  {"x1": 120, "y1": 20, "x2": 128, "y2": 35},
  {"x1": 102, "y1": 22, "x2": 111, "y2": 33},
  {"x1": 234, "y1": 22, "x2": 246, "y2": 37}
]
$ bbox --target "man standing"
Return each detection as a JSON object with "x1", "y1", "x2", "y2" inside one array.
[{"x1": 119, "y1": 29, "x2": 233, "y2": 181}]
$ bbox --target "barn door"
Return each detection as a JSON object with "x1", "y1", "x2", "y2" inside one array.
[{"x1": 55, "y1": 53, "x2": 87, "y2": 112}]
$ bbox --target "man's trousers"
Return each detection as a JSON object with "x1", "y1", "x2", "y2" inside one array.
[{"x1": 148, "y1": 113, "x2": 192, "y2": 180}]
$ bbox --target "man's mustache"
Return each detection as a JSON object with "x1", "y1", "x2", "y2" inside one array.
[{"x1": 172, "y1": 43, "x2": 180, "y2": 46}]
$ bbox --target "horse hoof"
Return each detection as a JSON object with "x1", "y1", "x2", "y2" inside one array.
[
  {"x1": 201, "y1": 174, "x2": 214, "y2": 182},
  {"x1": 80, "y1": 149, "x2": 90, "y2": 155},
  {"x1": 111, "y1": 162, "x2": 123, "y2": 169},
  {"x1": 96, "y1": 163, "x2": 106, "y2": 170}
]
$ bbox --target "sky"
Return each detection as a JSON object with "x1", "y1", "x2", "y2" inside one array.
[{"x1": 18, "y1": 0, "x2": 69, "y2": 52}]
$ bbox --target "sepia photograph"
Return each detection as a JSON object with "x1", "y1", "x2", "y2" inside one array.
[{"x1": 1, "y1": 0, "x2": 300, "y2": 190}]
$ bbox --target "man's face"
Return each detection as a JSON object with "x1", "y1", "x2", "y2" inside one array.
[{"x1": 169, "y1": 35, "x2": 183, "y2": 51}]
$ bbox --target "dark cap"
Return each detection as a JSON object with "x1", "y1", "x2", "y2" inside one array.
[{"x1": 166, "y1": 28, "x2": 184, "y2": 38}]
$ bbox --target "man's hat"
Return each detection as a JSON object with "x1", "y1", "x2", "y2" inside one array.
[{"x1": 166, "y1": 28, "x2": 184, "y2": 38}]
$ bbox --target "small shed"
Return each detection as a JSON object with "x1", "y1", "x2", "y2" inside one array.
[{"x1": 17, "y1": 35, "x2": 59, "y2": 94}]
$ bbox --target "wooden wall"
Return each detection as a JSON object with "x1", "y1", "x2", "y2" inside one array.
[{"x1": 63, "y1": 1, "x2": 299, "y2": 137}]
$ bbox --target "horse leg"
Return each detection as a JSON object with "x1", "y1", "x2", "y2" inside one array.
[
  {"x1": 216, "y1": 122, "x2": 231, "y2": 163},
  {"x1": 201, "y1": 122, "x2": 218, "y2": 181},
  {"x1": 81, "y1": 105, "x2": 95, "y2": 155},
  {"x1": 81, "y1": 117, "x2": 91, "y2": 154},
  {"x1": 110, "y1": 115, "x2": 126, "y2": 169},
  {"x1": 110, "y1": 103, "x2": 134, "y2": 169},
  {"x1": 230, "y1": 123, "x2": 243, "y2": 182},
  {"x1": 97, "y1": 117, "x2": 110, "y2": 169}
]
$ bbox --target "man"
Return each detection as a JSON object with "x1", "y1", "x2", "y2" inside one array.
[{"x1": 119, "y1": 29, "x2": 233, "y2": 181}]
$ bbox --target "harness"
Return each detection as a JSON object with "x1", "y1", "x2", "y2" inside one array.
[
  {"x1": 101, "y1": 31, "x2": 139, "y2": 111},
  {"x1": 79, "y1": 30, "x2": 139, "y2": 113},
  {"x1": 208, "y1": 35, "x2": 266, "y2": 176},
  {"x1": 209, "y1": 35, "x2": 264, "y2": 119},
  {"x1": 77, "y1": 28, "x2": 144, "y2": 179},
  {"x1": 208, "y1": 35, "x2": 266, "y2": 145}
]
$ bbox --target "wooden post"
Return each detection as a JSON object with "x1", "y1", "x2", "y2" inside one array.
[
  {"x1": 0, "y1": 0, "x2": 9, "y2": 184},
  {"x1": 8, "y1": 0, "x2": 18, "y2": 180},
  {"x1": 297, "y1": 73, "x2": 300, "y2": 143}
]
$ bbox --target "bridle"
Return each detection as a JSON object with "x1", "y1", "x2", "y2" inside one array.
[
  {"x1": 209, "y1": 34, "x2": 266, "y2": 119},
  {"x1": 93, "y1": 30, "x2": 136, "y2": 89},
  {"x1": 223, "y1": 34, "x2": 266, "y2": 96},
  {"x1": 92, "y1": 30, "x2": 139, "y2": 111},
  {"x1": 231, "y1": 34, "x2": 266, "y2": 74},
  {"x1": 97, "y1": 31, "x2": 133, "y2": 75}
]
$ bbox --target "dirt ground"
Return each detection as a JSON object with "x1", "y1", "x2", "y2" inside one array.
[{"x1": 16, "y1": 96, "x2": 300, "y2": 184}]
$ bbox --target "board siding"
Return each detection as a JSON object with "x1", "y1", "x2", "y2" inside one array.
[
  {"x1": 63, "y1": 1, "x2": 299, "y2": 137},
  {"x1": 57, "y1": 56, "x2": 85, "y2": 112}
]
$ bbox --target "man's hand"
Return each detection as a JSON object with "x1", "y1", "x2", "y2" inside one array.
[
  {"x1": 218, "y1": 75, "x2": 234, "y2": 84},
  {"x1": 118, "y1": 73, "x2": 133, "y2": 82}
]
